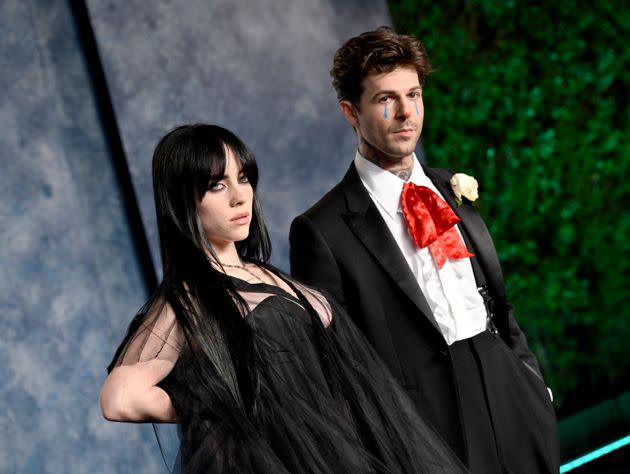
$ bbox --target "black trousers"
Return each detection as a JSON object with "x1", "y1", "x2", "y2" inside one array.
[{"x1": 450, "y1": 331, "x2": 560, "y2": 474}]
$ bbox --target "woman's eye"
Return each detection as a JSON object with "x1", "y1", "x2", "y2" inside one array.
[
  {"x1": 238, "y1": 175, "x2": 249, "y2": 183},
  {"x1": 208, "y1": 182, "x2": 225, "y2": 192}
]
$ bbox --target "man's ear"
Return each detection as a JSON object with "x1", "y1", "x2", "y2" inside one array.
[{"x1": 339, "y1": 100, "x2": 359, "y2": 128}]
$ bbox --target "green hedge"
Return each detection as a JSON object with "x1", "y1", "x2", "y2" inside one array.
[{"x1": 388, "y1": 0, "x2": 630, "y2": 415}]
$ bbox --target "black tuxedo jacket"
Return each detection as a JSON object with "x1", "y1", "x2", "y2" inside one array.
[{"x1": 289, "y1": 162, "x2": 545, "y2": 455}]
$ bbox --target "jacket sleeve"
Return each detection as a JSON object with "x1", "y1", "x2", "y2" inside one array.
[{"x1": 289, "y1": 214, "x2": 348, "y2": 310}]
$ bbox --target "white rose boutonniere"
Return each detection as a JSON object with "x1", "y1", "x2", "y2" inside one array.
[{"x1": 450, "y1": 173, "x2": 479, "y2": 206}]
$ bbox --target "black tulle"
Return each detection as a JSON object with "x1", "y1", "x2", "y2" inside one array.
[{"x1": 110, "y1": 268, "x2": 468, "y2": 473}]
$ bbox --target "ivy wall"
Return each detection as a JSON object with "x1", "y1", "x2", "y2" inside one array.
[{"x1": 388, "y1": 0, "x2": 630, "y2": 416}]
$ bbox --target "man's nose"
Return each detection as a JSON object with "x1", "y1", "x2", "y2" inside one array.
[{"x1": 396, "y1": 99, "x2": 413, "y2": 119}]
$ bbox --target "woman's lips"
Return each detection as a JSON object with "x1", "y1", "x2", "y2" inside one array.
[{"x1": 231, "y1": 213, "x2": 250, "y2": 225}]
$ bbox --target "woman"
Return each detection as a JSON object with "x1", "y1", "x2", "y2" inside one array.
[{"x1": 100, "y1": 124, "x2": 467, "y2": 473}]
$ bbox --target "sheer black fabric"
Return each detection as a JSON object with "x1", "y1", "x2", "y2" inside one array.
[{"x1": 109, "y1": 268, "x2": 468, "y2": 473}]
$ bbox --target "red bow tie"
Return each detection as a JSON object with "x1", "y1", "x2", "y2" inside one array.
[{"x1": 400, "y1": 182, "x2": 474, "y2": 269}]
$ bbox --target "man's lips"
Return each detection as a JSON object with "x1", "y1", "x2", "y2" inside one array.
[{"x1": 392, "y1": 128, "x2": 416, "y2": 135}]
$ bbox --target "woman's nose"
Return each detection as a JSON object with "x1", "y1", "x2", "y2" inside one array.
[{"x1": 230, "y1": 187, "x2": 247, "y2": 206}]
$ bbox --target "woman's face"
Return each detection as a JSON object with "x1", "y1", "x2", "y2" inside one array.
[{"x1": 196, "y1": 148, "x2": 254, "y2": 250}]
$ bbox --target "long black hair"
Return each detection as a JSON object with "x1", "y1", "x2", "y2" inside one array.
[
  {"x1": 152, "y1": 123, "x2": 271, "y2": 270},
  {"x1": 109, "y1": 124, "x2": 471, "y2": 474},
  {"x1": 150, "y1": 124, "x2": 271, "y2": 418}
]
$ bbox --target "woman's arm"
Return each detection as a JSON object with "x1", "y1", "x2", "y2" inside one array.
[{"x1": 100, "y1": 358, "x2": 177, "y2": 422}]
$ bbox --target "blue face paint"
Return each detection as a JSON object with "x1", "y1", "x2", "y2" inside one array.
[
  {"x1": 383, "y1": 103, "x2": 388, "y2": 119},
  {"x1": 415, "y1": 100, "x2": 420, "y2": 115}
]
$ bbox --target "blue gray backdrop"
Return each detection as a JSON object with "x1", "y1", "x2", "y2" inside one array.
[
  {"x1": 87, "y1": 0, "x2": 391, "y2": 274},
  {"x1": 0, "y1": 0, "x2": 390, "y2": 472}
]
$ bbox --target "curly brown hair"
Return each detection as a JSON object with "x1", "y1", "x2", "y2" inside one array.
[{"x1": 330, "y1": 26, "x2": 432, "y2": 105}]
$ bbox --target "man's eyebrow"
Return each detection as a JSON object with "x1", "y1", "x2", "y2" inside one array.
[{"x1": 370, "y1": 86, "x2": 422, "y2": 101}]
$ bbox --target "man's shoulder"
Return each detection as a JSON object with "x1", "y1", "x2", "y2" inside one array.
[
  {"x1": 296, "y1": 180, "x2": 347, "y2": 222},
  {"x1": 423, "y1": 165, "x2": 455, "y2": 182}
]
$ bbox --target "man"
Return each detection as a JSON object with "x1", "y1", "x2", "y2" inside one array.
[{"x1": 290, "y1": 27, "x2": 559, "y2": 473}]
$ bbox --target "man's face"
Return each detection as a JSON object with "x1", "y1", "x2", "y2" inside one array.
[{"x1": 341, "y1": 66, "x2": 424, "y2": 165}]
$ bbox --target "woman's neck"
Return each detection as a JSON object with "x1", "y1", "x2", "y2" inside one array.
[{"x1": 209, "y1": 242, "x2": 242, "y2": 268}]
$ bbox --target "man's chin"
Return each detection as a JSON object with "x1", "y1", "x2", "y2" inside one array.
[
  {"x1": 361, "y1": 141, "x2": 416, "y2": 162},
  {"x1": 390, "y1": 138, "x2": 419, "y2": 153},
  {"x1": 386, "y1": 146, "x2": 417, "y2": 159}
]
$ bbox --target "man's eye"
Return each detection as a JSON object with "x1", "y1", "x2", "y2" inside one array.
[{"x1": 379, "y1": 96, "x2": 392, "y2": 103}]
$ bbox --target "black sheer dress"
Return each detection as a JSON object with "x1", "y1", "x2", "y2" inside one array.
[{"x1": 108, "y1": 267, "x2": 468, "y2": 473}]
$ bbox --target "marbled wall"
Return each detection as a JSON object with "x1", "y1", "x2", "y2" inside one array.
[
  {"x1": 0, "y1": 1, "x2": 162, "y2": 473},
  {"x1": 0, "y1": 0, "x2": 390, "y2": 472},
  {"x1": 85, "y1": 0, "x2": 392, "y2": 273}
]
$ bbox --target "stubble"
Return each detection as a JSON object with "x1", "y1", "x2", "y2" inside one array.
[{"x1": 360, "y1": 137, "x2": 413, "y2": 181}]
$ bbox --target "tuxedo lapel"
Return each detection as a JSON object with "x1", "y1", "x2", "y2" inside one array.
[
  {"x1": 340, "y1": 164, "x2": 439, "y2": 330},
  {"x1": 424, "y1": 167, "x2": 508, "y2": 308}
]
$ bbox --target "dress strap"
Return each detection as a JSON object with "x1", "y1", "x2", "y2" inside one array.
[{"x1": 229, "y1": 272, "x2": 303, "y2": 303}]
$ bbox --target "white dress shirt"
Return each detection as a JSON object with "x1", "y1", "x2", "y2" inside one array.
[{"x1": 354, "y1": 152, "x2": 488, "y2": 345}]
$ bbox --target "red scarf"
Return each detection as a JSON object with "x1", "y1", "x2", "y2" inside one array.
[{"x1": 400, "y1": 182, "x2": 474, "y2": 269}]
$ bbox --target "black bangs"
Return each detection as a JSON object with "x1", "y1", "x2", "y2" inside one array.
[
  {"x1": 187, "y1": 125, "x2": 259, "y2": 201},
  {"x1": 152, "y1": 123, "x2": 271, "y2": 267},
  {"x1": 227, "y1": 139, "x2": 258, "y2": 189}
]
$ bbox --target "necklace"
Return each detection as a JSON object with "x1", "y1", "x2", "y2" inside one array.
[{"x1": 220, "y1": 261, "x2": 266, "y2": 284}]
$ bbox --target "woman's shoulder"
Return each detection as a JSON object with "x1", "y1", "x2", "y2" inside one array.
[{"x1": 107, "y1": 295, "x2": 185, "y2": 371}]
